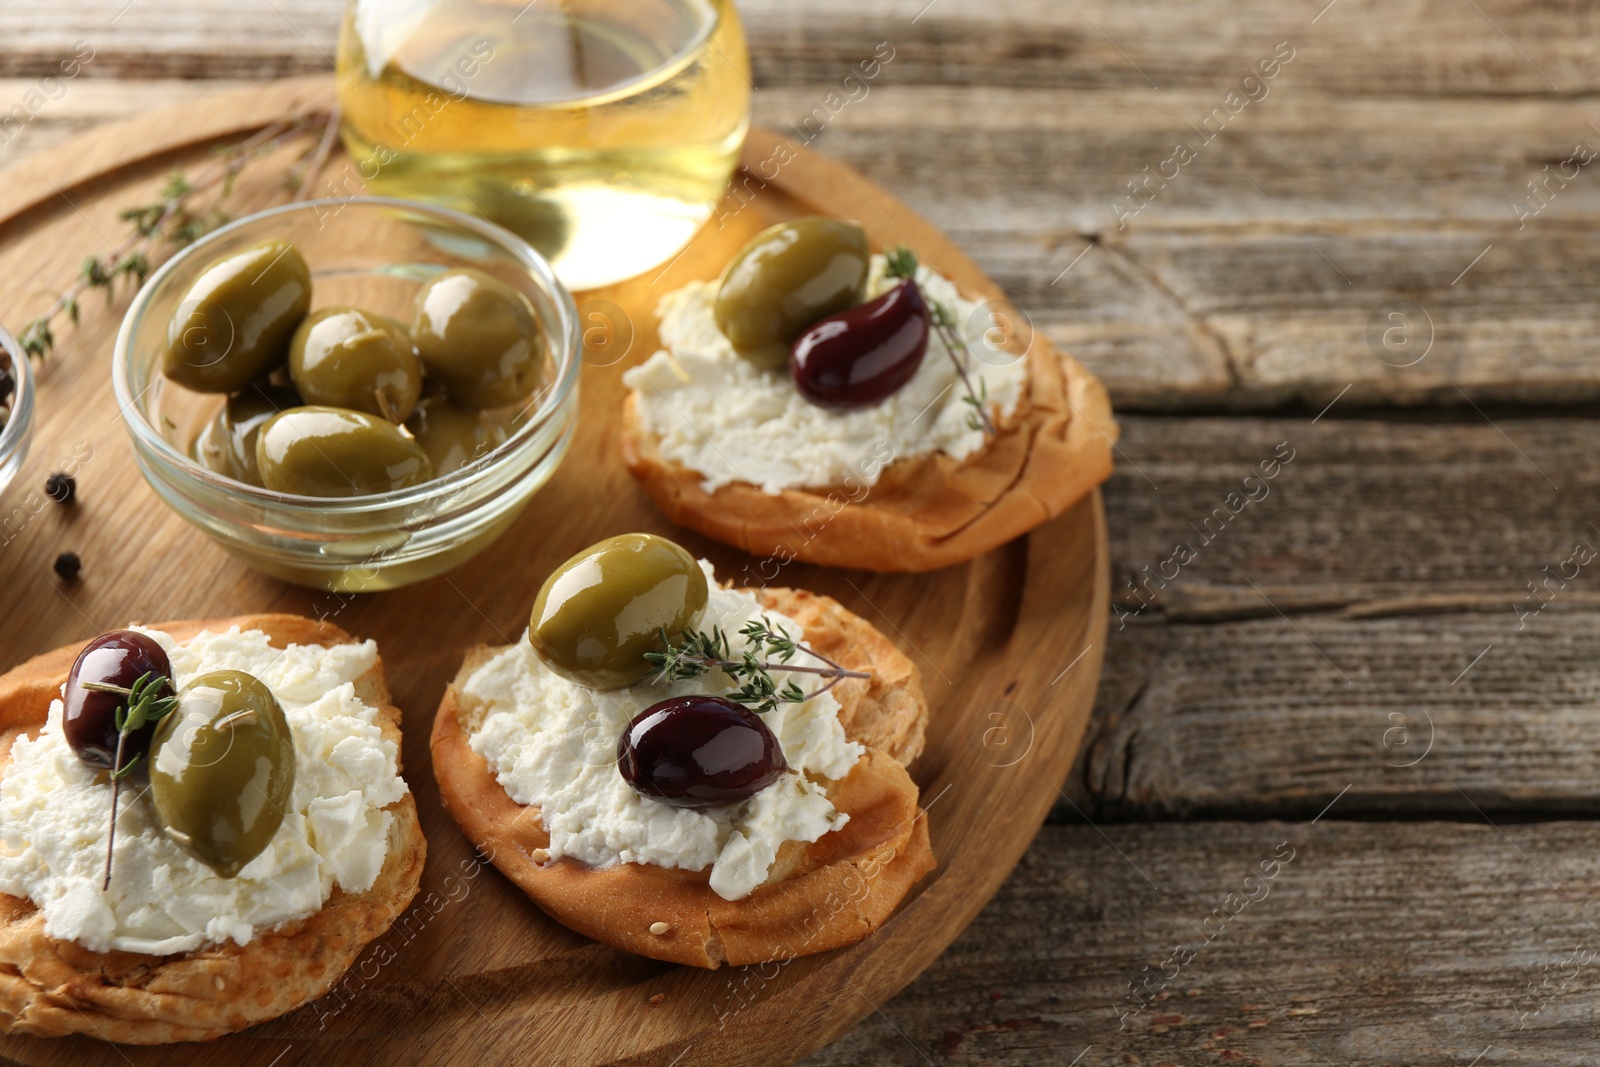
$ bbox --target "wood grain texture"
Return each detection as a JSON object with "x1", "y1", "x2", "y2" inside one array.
[
  {"x1": 2, "y1": 0, "x2": 1594, "y2": 94},
  {"x1": 1034, "y1": 413, "x2": 1600, "y2": 822},
  {"x1": 1103, "y1": 414, "x2": 1589, "y2": 617},
  {"x1": 0, "y1": 79, "x2": 1109, "y2": 1065},
  {"x1": 0, "y1": 79, "x2": 243, "y2": 165},
  {"x1": 803, "y1": 821, "x2": 1600, "y2": 1066},
  {"x1": 1066, "y1": 608, "x2": 1600, "y2": 821}
]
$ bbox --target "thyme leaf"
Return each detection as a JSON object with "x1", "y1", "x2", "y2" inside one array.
[
  {"x1": 884, "y1": 245, "x2": 997, "y2": 436},
  {"x1": 92, "y1": 670, "x2": 180, "y2": 889},
  {"x1": 18, "y1": 108, "x2": 338, "y2": 361},
  {"x1": 645, "y1": 617, "x2": 870, "y2": 714}
]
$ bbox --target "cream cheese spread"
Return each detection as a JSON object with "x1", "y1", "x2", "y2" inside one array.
[
  {"x1": 0, "y1": 626, "x2": 407, "y2": 955},
  {"x1": 623, "y1": 256, "x2": 1030, "y2": 494},
  {"x1": 462, "y1": 562, "x2": 865, "y2": 900}
]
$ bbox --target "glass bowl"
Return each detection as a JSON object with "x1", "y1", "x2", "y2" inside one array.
[
  {"x1": 0, "y1": 326, "x2": 33, "y2": 498},
  {"x1": 113, "y1": 197, "x2": 579, "y2": 592}
]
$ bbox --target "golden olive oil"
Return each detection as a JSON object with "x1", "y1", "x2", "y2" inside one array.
[{"x1": 337, "y1": 0, "x2": 750, "y2": 290}]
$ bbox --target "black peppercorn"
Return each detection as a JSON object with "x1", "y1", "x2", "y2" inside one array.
[
  {"x1": 44, "y1": 473, "x2": 75, "y2": 504},
  {"x1": 53, "y1": 552, "x2": 81, "y2": 581}
]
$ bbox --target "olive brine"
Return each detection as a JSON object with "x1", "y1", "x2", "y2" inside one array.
[
  {"x1": 172, "y1": 242, "x2": 544, "y2": 497},
  {"x1": 64, "y1": 630, "x2": 294, "y2": 884},
  {"x1": 524, "y1": 533, "x2": 868, "y2": 810}
]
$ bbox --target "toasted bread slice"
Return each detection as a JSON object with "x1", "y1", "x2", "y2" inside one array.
[
  {"x1": 0, "y1": 614, "x2": 425, "y2": 1044},
  {"x1": 431, "y1": 588, "x2": 935, "y2": 968},
  {"x1": 620, "y1": 339, "x2": 1116, "y2": 572}
]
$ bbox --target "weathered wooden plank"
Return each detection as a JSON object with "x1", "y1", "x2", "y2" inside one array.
[
  {"x1": 1065, "y1": 608, "x2": 1600, "y2": 821},
  {"x1": 1105, "y1": 414, "x2": 1595, "y2": 613},
  {"x1": 0, "y1": 2, "x2": 337, "y2": 81},
  {"x1": 1072, "y1": 414, "x2": 1600, "y2": 818},
  {"x1": 4, "y1": 0, "x2": 1595, "y2": 97},
  {"x1": 804, "y1": 820, "x2": 1600, "y2": 1066},
  {"x1": 743, "y1": 0, "x2": 1600, "y2": 96},
  {"x1": 782, "y1": 84, "x2": 1600, "y2": 229}
]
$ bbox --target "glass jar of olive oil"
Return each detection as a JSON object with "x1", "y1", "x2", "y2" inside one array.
[{"x1": 337, "y1": 0, "x2": 751, "y2": 290}]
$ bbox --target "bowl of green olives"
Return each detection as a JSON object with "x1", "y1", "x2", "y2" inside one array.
[{"x1": 113, "y1": 198, "x2": 580, "y2": 592}]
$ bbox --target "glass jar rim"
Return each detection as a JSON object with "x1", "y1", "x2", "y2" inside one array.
[
  {"x1": 351, "y1": 0, "x2": 727, "y2": 110},
  {"x1": 112, "y1": 195, "x2": 582, "y2": 513}
]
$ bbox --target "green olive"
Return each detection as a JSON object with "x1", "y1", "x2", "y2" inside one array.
[
  {"x1": 404, "y1": 396, "x2": 507, "y2": 476},
  {"x1": 164, "y1": 240, "x2": 312, "y2": 393},
  {"x1": 288, "y1": 307, "x2": 422, "y2": 421},
  {"x1": 150, "y1": 670, "x2": 295, "y2": 879},
  {"x1": 714, "y1": 217, "x2": 870, "y2": 368},
  {"x1": 530, "y1": 533, "x2": 709, "y2": 689},
  {"x1": 412, "y1": 269, "x2": 545, "y2": 409},
  {"x1": 192, "y1": 382, "x2": 301, "y2": 486},
  {"x1": 255, "y1": 406, "x2": 433, "y2": 497}
]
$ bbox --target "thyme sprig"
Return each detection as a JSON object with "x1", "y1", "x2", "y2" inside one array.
[
  {"x1": 884, "y1": 246, "x2": 997, "y2": 435},
  {"x1": 82, "y1": 671, "x2": 180, "y2": 889},
  {"x1": 19, "y1": 108, "x2": 338, "y2": 360},
  {"x1": 645, "y1": 617, "x2": 871, "y2": 714}
]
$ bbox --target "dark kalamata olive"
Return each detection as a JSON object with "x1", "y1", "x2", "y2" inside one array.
[
  {"x1": 63, "y1": 630, "x2": 174, "y2": 770},
  {"x1": 618, "y1": 695, "x2": 787, "y2": 810},
  {"x1": 790, "y1": 278, "x2": 930, "y2": 409}
]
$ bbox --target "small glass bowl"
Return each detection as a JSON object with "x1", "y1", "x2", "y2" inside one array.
[
  {"x1": 113, "y1": 197, "x2": 579, "y2": 592},
  {"x1": 0, "y1": 327, "x2": 34, "y2": 498}
]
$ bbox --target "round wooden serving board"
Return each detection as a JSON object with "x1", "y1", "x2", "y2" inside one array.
[{"x1": 0, "y1": 77, "x2": 1107, "y2": 1066}]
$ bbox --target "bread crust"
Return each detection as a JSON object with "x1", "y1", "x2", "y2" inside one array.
[
  {"x1": 430, "y1": 588, "x2": 935, "y2": 969},
  {"x1": 0, "y1": 614, "x2": 426, "y2": 1044},
  {"x1": 620, "y1": 335, "x2": 1116, "y2": 572}
]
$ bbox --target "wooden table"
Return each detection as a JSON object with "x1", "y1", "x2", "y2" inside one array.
[{"x1": 4, "y1": 1, "x2": 1599, "y2": 1062}]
